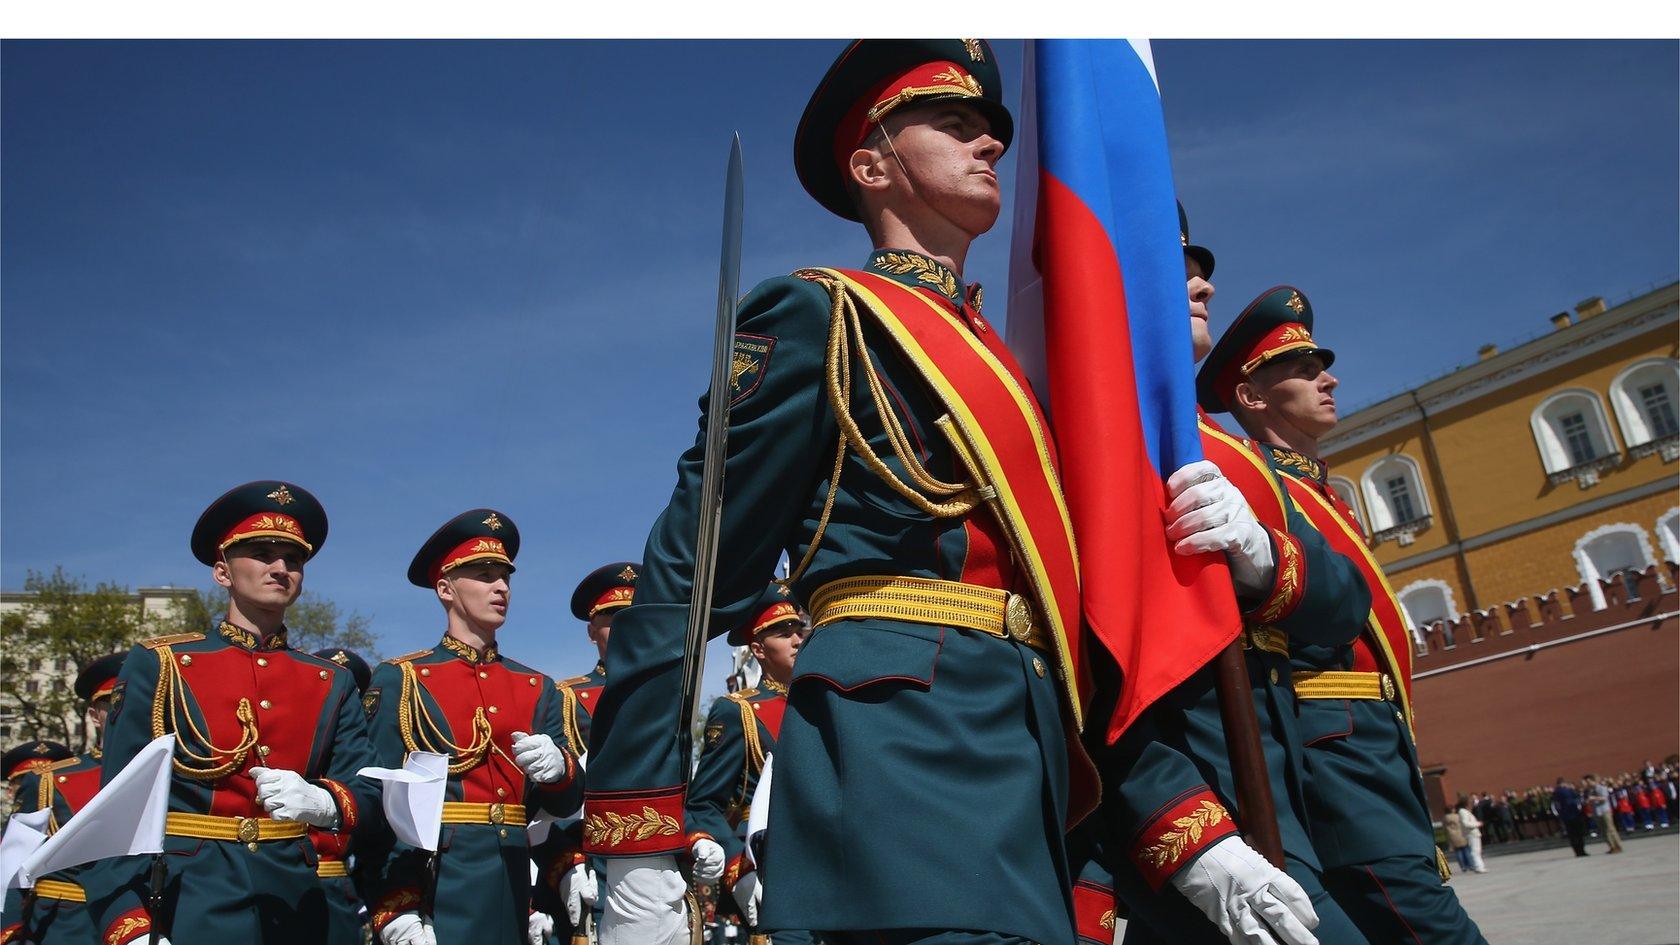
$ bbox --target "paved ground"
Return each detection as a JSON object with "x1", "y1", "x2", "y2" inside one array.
[
  {"x1": 1449, "y1": 833, "x2": 1678, "y2": 944},
  {"x1": 1110, "y1": 833, "x2": 1678, "y2": 944}
]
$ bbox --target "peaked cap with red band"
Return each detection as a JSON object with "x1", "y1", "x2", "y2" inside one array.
[
  {"x1": 74, "y1": 651, "x2": 127, "y2": 703},
  {"x1": 2, "y1": 740, "x2": 73, "y2": 780},
  {"x1": 727, "y1": 582, "x2": 807, "y2": 646},
  {"x1": 1196, "y1": 285, "x2": 1336, "y2": 413},
  {"x1": 408, "y1": 508, "x2": 520, "y2": 588},
  {"x1": 795, "y1": 39, "x2": 1012, "y2": 221},
  {"x1": 569, "y1": 561, "x2": 641, "y2": 622},
  {"x1": 191, "y1": 480, "x2": 328, "y2": 567}
]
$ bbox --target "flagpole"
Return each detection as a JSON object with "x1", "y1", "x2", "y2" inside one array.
[
  {"x1": 146, "y1": 853, "x2": 167, "y2": 945},
  {"x1": 1214, "y1": 643, "x2": 1285, "y2": 867}
]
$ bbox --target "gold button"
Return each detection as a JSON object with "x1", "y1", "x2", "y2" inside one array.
[
  {"x1": 319, "y1": 670, "x2": 329, "y2": 680},
  {"x1": 489, "y1": 705, "x2": 499, "y2": 714},
  {"x1": 498, "y1": 828, "x2": 508, "y2": 839},
  {"x1": 580, "y1": 691, "x2": 590, "y2": 700},
  {"x1": 247, "y1": 842, "x2": 260, "y2": 852},
  {"x1": 496, "y1": 787, "x2": 507, "y2": 798},
  {"x1": 1395, "y1": 711, "x2": 1405, "y2": 723},
  {"x1": 259, "y1": 745, "x2": 271, "y2": 756},
  {"x1": 479, "y1": 671, "x2": 488, "y2": 679},
  {"x1": 420, "y1": 668, "x2": 431, "y2": 677},
  {"x1": 1032, "y1": 657, "x2": 1046, "y2": 678},
  {"x1": 529, "y1": 677, "x2": 538, "y2": 687},
  {"x1": 181, "y1": 655, "x2": 193, "y2": 666},
  {"x1": 57, "y1": 775, "x2": 68, "y2": 783},
  {"x1": 260, "y1": 699, "x2": 273, "y2": 710},
  {"x1": 257, "y1": 658, "x2": 268, "y2": 667},
  {"x1": 1269, "y1": 669, "x2": 1280, "y2": 685}
]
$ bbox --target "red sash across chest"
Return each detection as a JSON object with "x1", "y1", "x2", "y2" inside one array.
[
  {"x1": 416, "y1": 659, "x2": 547, "y2": 802},
  {"x1": 1272, "y1": 473, "x2": 1414, "y2": 699},
  {"x1": 831, "y1": 268, "x2": 1084, "y2": 722},
  {"x1": 173, "y1": 647, "x2": 335, "y2": 816}
]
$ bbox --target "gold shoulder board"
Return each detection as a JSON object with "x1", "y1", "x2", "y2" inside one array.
[
  {"x1": 557, "y1": 674, "x2": 593, "y2": 689},
  {"x1": 45, "y1": 757, "x2": 80, "y2": 772},
  {"x1": 140, "y1": 632, "x2": 205, "y2": 649},
  {"x1": 724, "y1": 688, "x2": 758, "y2": 704},
  {"x1": 383, "y1": 649, "x2": 432, "y2": 665}
]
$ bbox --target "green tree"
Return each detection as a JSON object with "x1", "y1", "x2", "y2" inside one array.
[
  {"x1": 0, "y1": 568, "x2": 150, "y2": 750},
  {"x1": 162, "y1": 587, "x2": 379, "y2": 655}
]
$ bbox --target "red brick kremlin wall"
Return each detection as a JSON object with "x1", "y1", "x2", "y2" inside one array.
[{"x1": 1411, "y1": 563, "x2": 1678, "y2": 807}]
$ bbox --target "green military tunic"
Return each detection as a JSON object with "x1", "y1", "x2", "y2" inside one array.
[
  {"x1": 3, "y1": 751, "x2": 102, "y2": 945},
  {"x1": 587, "y1": 250, "x2": 1078, "y2": 944},
  {"x1": 361, "y1": 637, "x2": 582, "y2": 945}
]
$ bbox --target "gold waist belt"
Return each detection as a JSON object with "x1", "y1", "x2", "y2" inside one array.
[
  {"x1": 808, "y1": 575, "x2": 1049, "y2": 653},
  {"x1": 440, "y1": 801, "x2": 526, "y2": 825},
  {"x1": 166, "y1": 812, "x2": 309, "y2": 843},
  {"x1": 1244, "y1": 625, "x2": 1288, "y2": 656},
  {"x1": 32, "y1": 878, "x2": 86, "y2": 902},
  {"x1": 316, "y1": 858, "x2": 349, "y2": 878},
  {"x1": 1292, "y1": 670, "x2": 1398, "y2": 702}
]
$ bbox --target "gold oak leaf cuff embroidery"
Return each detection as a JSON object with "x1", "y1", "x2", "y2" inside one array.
[
  {"x1": 875, "y1": 252, "x2": 959, "y2": 301},
  {"x1": 584, "y1": 806, "x2": 681, "y2": 847},
  {"x1": 1256, "y1": 532, "x2": 1303, "y2": 624},
  {"x1": 1100, "y1": 910, "x2": 1117, "y2": 931},
  {"x1": 1141, "y1": 799, "x2": 1228, "y2": 870}
]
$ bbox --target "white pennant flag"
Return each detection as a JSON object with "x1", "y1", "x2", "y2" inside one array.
[
  {"x1": 358, "y1": 751, "x2": 447, "y2": 852},
  {"x1": 20, "y1": 735, "x2": 173, "y2": 886},
  {"x1": 1, "y1": 809, "x2": 53, "y2": 897},
  {"x1": 745, "y1": 753, "x2": 772, "y2": 869}
]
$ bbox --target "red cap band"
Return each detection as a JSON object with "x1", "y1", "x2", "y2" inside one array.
[
  {"x1": 430, "y1": 536, "x2": 512, "y2": 585},
  {"x1": 833, "y1": 60, "x2": 982, "y2": 175},
  {"x1": 590, "y1": 586, "x2": 635, "y2": 617},
  {"x1": 752, "y1": 601, "x2": 802, "y2": 637},
  {"x1": 220, "y1": 512, "x2": 311, "y2": 554}
]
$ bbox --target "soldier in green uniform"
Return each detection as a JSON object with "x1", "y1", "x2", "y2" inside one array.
[
  {"x1": 4, "y1": 713, "x2": 92, "y2": 945},
  {"x1": 80, "y1": 481, "x2": 382, "y2": 945},
  {"x1": 587, "y1": 39, "x2": 1099, "y2": 945},
  {"x1": 1085, "y1": 211, "x2": 1378, "y2": 945},
  {"x1": 530, "y1": 562, "x2": 639, "y2": 944},
  {"x1": 687, "y1": 586, "x2": 808, "y2": 945},
  {"x1": 1197, "y1": 289, "x2": 1487, "y2": 945},
  {"x1": 310, "y1": 647, "x2": 375, "y2": 945},
  {"x1": 362, "y1": 509, "x2": 583, "y2": 945}
]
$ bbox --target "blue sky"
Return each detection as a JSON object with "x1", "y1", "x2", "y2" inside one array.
[{"x1": 4, "y1": 40, "x2": 1676, "y2": 691}]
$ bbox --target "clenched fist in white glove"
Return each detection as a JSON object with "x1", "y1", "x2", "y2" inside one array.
[
  {"x1": 250, "y1": 767, "x2": 338, "y2": 829},
  {"x1": 511, "y1": 731, "x2": 568, "y2": 784},
  {"x1": 1170, "y1": 836, "x2": 1319, "y2": 945},
  {"x1": 690, "y1": 837, "x2": 726, "y2": 883},
  {"x1": 558, "y1": 861, "x2": 599, "y2": 926},
  {"x1": 599, "y1": 855, "x2": 687, "y2": 945},
  {"x1": 1167, "y1": 460, "x2": 1276, "y2": 597},
  {"x1": 732, "y1": 870, "x2": 762, "y2": 928},
  {"x1": 380, "y1": 912, "x2": 437, "y2": 945},
  {"x1": 526, "y1": 910, "x2": 554, "y2": 945}
]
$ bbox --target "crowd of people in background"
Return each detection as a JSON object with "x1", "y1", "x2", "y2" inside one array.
[{"x1": 1438, "y1": 758, "x2": 1678, "y2": 871}]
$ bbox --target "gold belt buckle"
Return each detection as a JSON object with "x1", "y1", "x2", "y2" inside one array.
[
  {"x1": 236, "y1": 816, "x2": 260, "y2": 844},
  {"x1": 1004, "y1": 593, "x2": 1033, "y2": 642},
  {"x1": 1380, "y1": 674, "x2": 1397, "y2": 701},
  {"x1": 489, "y1": 802, "x2": 506, "y2": 825}
]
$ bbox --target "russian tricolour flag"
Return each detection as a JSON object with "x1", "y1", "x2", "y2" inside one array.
[{"x1": 1007, "y1": 40, "x2": 1241, "y2": 742}]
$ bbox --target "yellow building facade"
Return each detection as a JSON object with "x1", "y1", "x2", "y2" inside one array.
[{"x1": 1320, "y1": 282, "x2": 1679, "y2": 637}]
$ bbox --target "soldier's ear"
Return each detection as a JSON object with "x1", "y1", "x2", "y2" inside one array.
[
  {"x1": 1232, "y1": 379, "x2": 1268, "y2": 414},
  {"x1": 211, "y1": 558, "x2": 234, "y2": 589},
  {"x1": 435, "y1": 576, "x2": 455, "y2": 607}
]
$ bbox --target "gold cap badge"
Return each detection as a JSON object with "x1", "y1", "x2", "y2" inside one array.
[
  {"x1": 482, "y1": 513, "x2": 503, "y2": 531},
  {"x1": 1285, "y1": 292, "x2": 1305, "y2": 315},
  {"x1": 267, "y1": 485, "x2": 294, "y2": 506}
]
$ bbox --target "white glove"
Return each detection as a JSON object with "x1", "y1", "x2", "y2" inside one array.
[
  {"x1": 1167, "y1": 461, "x2": 1277, "y2": 597},
  {"x1": 732, "y1": 870, "x2": 762, "y2": 927},
  {"x1": 250, "y1": 767, "x2": 338, "y2": 828},
  {"x1": 380, "y1": 912, "x2": 437, "y2": 945},
  {"x1": 598, "y1": 855, "x2": 687, "y2": 945},
  {"x1": 511, "y1": 731, "x2": 569, "y2": 784},
  {"x1": 1170, "y1": 836, "x2": 1319, "y2": 945},
  {"x1": 690, "y1": 837, "x2": 726, "y2": 883},
  {"x1": 527, "y1": 910, "x2": 554, "y2": 945},
  {"x1": 746, "y1": 755, "x2": 772, "y2": 870},
  {"x1": 558, "y1": 860, "x2": 599, "y2": 926}
]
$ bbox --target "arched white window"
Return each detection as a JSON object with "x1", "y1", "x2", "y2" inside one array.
[
  {"x1": 1360, "y1": 455, "x2": 1431, "y2": 544},
  {"x1": 1657, "y1": 508, "x2": 1680, "y2": 564},
  {"x1": 1327, "y1": 476, "x2": 1366, "y2": 531},
  {"x1": 1398, "y1": 579, "x2": 1459, "y2": 652},
  {"x1": 1609, "y1": 358, "x2": 1680, "y2": 461},
  {"x1": 1531, "y1": 389, "x2": 1620, "y2": 486},
  {"x1": 1572, "y1": 523, "x2": 1658, "y2": 611}
]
